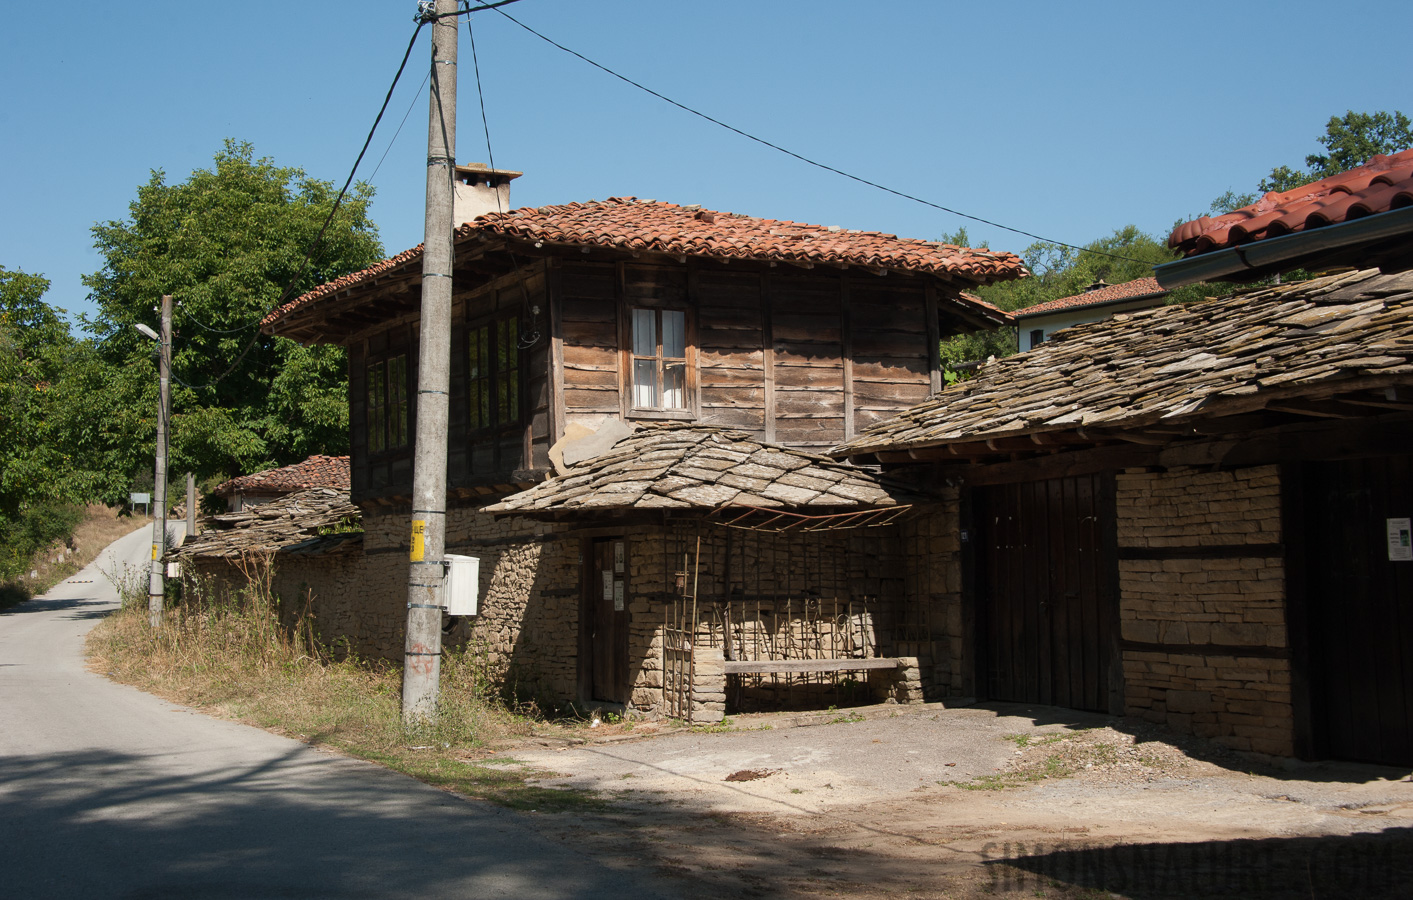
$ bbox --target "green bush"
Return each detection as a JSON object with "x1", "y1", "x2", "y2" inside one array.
[{"x1": 0, "y1": 502, "x2": 84, "y2": 581}]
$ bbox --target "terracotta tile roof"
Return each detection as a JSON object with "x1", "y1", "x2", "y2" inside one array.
[
  {"x1": 486, "y1": 424, "x2": 923, "y2": 515},
  {"x1": 213, "y1": 455, "x2": 350, "y2": 498},
  {"x1": 834, "y1": 268, "x2": 1413, "y2": 456},
  {"x1": 1169, "y1": 150, "x2": 1413, "y2": 257},
  {"x1": 176, "y1": 488, "x2": 361, "y2": 560},
  {"x1": 1013, "y1": 277, "x2": 1166, "y2": 319},
  {"x1": 264, "y1": 198, "x2": 1025, "y2": 328}
]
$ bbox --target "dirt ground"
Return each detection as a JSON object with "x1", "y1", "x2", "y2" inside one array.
[{"x1": 489, "y1": 702, "x2": 1413, "y2": 899}]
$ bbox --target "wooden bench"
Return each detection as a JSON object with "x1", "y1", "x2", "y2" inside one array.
[{"x1": 722, "y1": 658, "x2": 903, "y2": 675}]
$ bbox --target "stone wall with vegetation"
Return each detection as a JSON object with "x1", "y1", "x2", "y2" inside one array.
[{"x1": 1116, "y1": 465, "x2": 1292, "y2": 756}]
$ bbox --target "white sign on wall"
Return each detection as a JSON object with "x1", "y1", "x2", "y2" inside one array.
[{"x1": 1388, "y1": 518, "x2": 1412, "y2": 562}]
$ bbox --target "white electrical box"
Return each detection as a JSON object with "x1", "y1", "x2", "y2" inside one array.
[{"x1": 444, "y1": 554, "x2": 480, "y2": 616}]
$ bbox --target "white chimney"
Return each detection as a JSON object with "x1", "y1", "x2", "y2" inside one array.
[{"x1": 454, "y1": 163, "x2": 522, "y2": 225}]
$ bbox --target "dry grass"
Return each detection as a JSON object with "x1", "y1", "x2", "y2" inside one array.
[
  {"x1": 86, "y1": 561, "x2": 602, "y2": 811},
  {"x1": 1, "y1": 505, "x2": 146, "y2": 610}
]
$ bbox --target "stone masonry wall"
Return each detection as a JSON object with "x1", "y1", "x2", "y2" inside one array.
[
  {"x1": 1116, "y1": 465, "x2": 1292, "y2": 756},
  {"x1": 900, "y1": 493, "x2": 964, "y2": 699}
]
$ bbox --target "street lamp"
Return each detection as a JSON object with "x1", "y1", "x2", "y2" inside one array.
[{"x1": 135, "y1": 297, "x2": 171, "y2": 628}]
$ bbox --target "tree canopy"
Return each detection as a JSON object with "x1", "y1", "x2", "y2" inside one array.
[
  {"x1": 82, "y1": 140, "x2": 385, "y2": 496},
  {"x1": 1259, "y1": 110, "x2": 1413, "y2": 194}
]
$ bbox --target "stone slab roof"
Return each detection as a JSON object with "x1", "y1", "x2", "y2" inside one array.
[
  {"x1": 213, "y1": 455, "x2": 350, "y2": 498},
  {"x1": 486, "y1": 424, "x2": 921, "y2": 516},
  {"x1": 835, "y1": 268, "x2": 1413, "y2": 456},
  {"x1": 177, "y1": 488, "x2": 361, "y2": 560},
  {"x1": 263, "y1": 198, "x2": 1024, "y2": 329}
]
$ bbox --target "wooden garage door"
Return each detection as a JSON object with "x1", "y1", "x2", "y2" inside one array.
[
  {"x1": 1304, "y1": 456, "x2": 1413, "y2": 766},
  {"x1": 976, "y1": 475, "x2": 1116, "y2": 713}
]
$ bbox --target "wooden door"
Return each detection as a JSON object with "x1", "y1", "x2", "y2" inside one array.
[
  {"x1": 1304, "y1": 456, "x2": 1413, "y2": 766},
  {"x1": 976, "y1": 474, "x2": 1116, "y2": 713},
  {"x1": 580, "y1": 538, "x2": 630, "y2": 704}
]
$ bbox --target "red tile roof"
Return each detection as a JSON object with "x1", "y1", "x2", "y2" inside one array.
[
  {"x1": 264, "y1": 198, "x2": 1026, "y2": 328},
  {"x1": 1169, "y1": 150, "x2": 1413, "y2": 257},
  {"x1": 1013, "y1": 277, "x2": 1166, "y2": 319},
  {"x1": 213, "y1": 455, "x2": 350, "y2": 498}
]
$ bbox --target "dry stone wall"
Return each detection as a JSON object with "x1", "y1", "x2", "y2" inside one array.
[{"x1": 1116, "y1": 464, "x2": 1293, "y2": 756}]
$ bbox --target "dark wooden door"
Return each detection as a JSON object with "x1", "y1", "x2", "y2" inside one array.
[
  {"x1": 581, "y1": 538, "x2": 630, "y2": 704},
  {"x1": 1304, "y1": 456, "x2": 1413, "y2": 766},
  {"x1": 976, "y1": 474, "x2": 1116, "y2": 713}
]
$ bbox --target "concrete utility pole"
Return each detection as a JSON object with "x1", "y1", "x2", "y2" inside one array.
[
  {"x1": 186, "y1": 471, "x2": 196, "y2": 539},
  {"x1": 402, "y1": 0, "x2": 457, "y2": 722},
  {"x1": 147, "y1": 294, "x2": 172, "y2": 629}
]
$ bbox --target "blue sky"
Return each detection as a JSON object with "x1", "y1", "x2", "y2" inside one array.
[{"x1": 3, "y1": 0, "x2": 1408, "y2": 322}]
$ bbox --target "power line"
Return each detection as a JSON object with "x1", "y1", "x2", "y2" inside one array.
[
  {"x1": 487, "y1": 7, "x2": 1145, "y2": 265},
  {"x1": 369, "y1": 69, "x2": 431, "y2": 184},
  {"x1": 175, "y1": 19, "x2": 430, "y2": 392},
  {"x1": 466, "y1": 12, "x2": 540, "y2": 350},
  {"x1": 176, "y1": 303, "x2": 256, "y2": 335}
]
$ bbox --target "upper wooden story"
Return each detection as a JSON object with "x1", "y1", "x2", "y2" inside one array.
[{"x1": 262, "y1": 197, "x2": 1026, "y2": 505}]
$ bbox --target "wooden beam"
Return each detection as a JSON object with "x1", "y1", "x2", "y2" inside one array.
[{"x1": 723, "y1": 658, "x2": 902, "y2": 675}]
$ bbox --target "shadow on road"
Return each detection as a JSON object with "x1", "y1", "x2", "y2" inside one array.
[{"x1": 0, "y1": 745, "x2": 655, "y2": 900}]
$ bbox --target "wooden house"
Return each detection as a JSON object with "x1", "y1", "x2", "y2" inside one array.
[
  {"x1": 256, "y1": 196, "x2": 1026, "y2": 716},
  {"x1": 831, "y1": 149, "x2": 1413, "y2": 763}
]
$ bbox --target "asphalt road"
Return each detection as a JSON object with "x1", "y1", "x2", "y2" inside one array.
[{"x1": 0, "y1": 524, "x2": 669, "y2": 900}]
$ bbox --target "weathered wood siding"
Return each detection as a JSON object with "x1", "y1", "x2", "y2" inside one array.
[
  {"x1": 549, "y1": 259, "x2": 944, "y2": 450},
  {"x1": 349, "y1": 264, "x2": 552, "y2": 504},
  {"x1": 558, "y1": 261, "x2": 622, "y2": 431}
]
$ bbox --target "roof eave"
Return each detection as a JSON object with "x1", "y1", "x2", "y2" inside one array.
[{"x1": 1154, "y1": 205, "x2": 1413, "y2": 289}]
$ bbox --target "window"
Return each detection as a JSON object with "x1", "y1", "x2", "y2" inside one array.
[
  {"x1": 1029, "y1": 328, "x2": 1045, "y2": 348},
  {"x1": 469, "y1": 315, "x2": 520, "y2": 430},
  {"x1": 367, "y1": 354, "x2": 408, "y2": 453},
  {"x1": 630, "y1": 308, "x2": 687, "y2": 411}
]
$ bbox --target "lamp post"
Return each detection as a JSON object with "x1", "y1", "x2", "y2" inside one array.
[{"x1": 135, "y1": 295, "x2": 171, "y2": 628}]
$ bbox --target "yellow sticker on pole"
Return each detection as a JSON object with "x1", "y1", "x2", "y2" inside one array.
[
  {"x1": 152, "y1": 543, "x2": 159, "y2": 561},
  {"x1": 410, "y1": 520, "x2": 426, "y2": 562}
]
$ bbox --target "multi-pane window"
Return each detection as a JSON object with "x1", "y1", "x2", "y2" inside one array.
[
  {"x1": 367, "y1": 354, "x2": 408, "y2": 453},
  {"x1": 631, "y1": 308, "x2": 687, "y2": 411},
  {"x1": 469, "y1": 315, "x2": 520, "y2": 430}
]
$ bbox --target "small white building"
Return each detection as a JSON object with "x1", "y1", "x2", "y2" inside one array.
[{"x1": 1014, "y1": 277, "x2": 1168, "y2": 351}]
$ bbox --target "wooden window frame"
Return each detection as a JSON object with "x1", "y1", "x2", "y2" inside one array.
[
  {"x1": 626, "y1": 305, "x2": 694, "y2": 421},
  {"x1": 468, "y1": 313, "x2": 523, "y2": 434},
  {"x1": 366, "y1": 353, "x2": 409, "y2": 455}
]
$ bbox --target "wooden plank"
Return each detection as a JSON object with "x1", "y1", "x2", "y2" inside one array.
[
  {"x1": 700, "y1": 347, "x2": 765, "y2": 368},
  {"x1": 853, "y1": 357, "x2": 928, "y2": 380},
  {"x1": 853, "y1": 332, "x2": 928, "y2": 357},
  {"x1": 699, "y1": 366, "x2": 765, "y2": 387},
  {"x1": 560, "y1": 298, "x2": 617, "y2": 322},
  {"x1": 723, "y1": 658, "x2": 901, "y2": 675},
  {"x1": 698, "y1": 327, "x2": 766, "y2": 352},
  {"x1": 701, "y1": 386, "x2": 766, "y2": 408},
  {"x1": 560, "y1": 270, "x2": 616, "y2": 301},
  {"x1": 776, "y1": 394, "x2": 845, "y2": 417},
  {"x1": 561, "y1": 319, "x2": 620, "y2": 347},
  {"x1": 763, "y1": 278, "x2": 776, "y2": 443},
  {"x1": 925, "y1": 281, "x2": 942, "y2": 394},
  {"x1": 562, "y1": 344, "x2": 618, "y2": 368},
  {"x1": 852, "y1": 381, "x2": 932, "y2": 406},
  {"x1": 563, "y1": 367, "x2": 619, "y2": 388},
  {"x1": 842, "y1": 280, "x2": 854, "y2": 440}
]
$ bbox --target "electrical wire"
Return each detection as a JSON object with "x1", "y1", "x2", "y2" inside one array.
[
  {"x1": 487, "y1": 6, "x2": 1145, "y2": 265},
  {"x1": 369, "y1": 69, "x2": 431, "y2": 184},
  {"x1": 467, "y1": 13, "x2": 540, "y2": 350},
  {"x1": 176, "y1": 303, "x2": 256, "y2": 335},
  {"x1": 173, "y1": 19, "x2": 430, "y2": 392}
]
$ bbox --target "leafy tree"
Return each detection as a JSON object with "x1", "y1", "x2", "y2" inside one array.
[
  {"x1": 939, "y1": 226, "x2": 1238, "y2": 378},
  {"x1": 1260, "y1": 110, "x2": 1413, "y2": 193},
  {"x1": 83, "y1": 140, "x2": 384, "y2": 493},
  {"x1": 0, "y1": 267, "x2": 111, "y2": 577}
]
